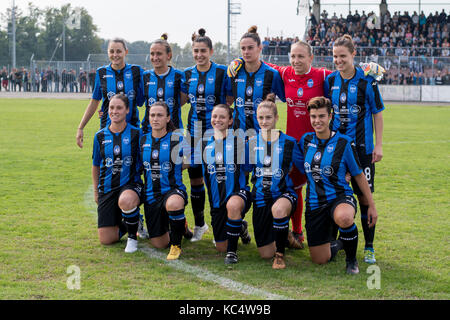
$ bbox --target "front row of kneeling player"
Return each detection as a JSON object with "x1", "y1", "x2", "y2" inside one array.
[{"x1": 92, "y1": 93, "x2": 377, "y2": 273}]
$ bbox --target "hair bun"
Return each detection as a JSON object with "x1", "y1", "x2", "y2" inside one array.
[
  {"x1": 265, "y1": 93, "x2": 276, "y2": 103},
  {"x1": 198, "y1": 28, "x2": 206, "y2": 37},
  {"x1": 161, "y1": 33, "x2": 168, "y2": 41},
  {"x1": 248, "y1": 25, "x2": 258, "y2": 34}
]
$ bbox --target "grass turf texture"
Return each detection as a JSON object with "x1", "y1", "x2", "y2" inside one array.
[{"x1": 0, "y1": 98, "x2": 449, "y2": 300}]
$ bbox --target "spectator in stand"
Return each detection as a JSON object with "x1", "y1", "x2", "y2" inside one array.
[
  {"x1": 61, "y1": 69, "x2": 67, "y2": 92},
  {"x1": 54, "y1": 69, "x2": 60, "y2": 92},
  {"x1": 88, "y1": 69, "x2": 96, "y2": 93}
]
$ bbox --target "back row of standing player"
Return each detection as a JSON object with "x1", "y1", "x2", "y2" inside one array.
[{"x1": 76, "y1": 26, "x2": 384, "y2": 273}]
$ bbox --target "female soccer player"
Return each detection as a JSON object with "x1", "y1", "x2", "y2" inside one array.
[
  {"x1": 243, "y1": 94, "x2": 303, "y2": 269},
  {"x1": 140, "y1": 101, "x2": 188, "y2": 260},
  {"x1": 91, "y1": 93, "x2": 143, "y2": 253},
  {"x1": 324, "y1": 35, "x2": 384, "y2": 264},
  {"x1": 183, "y1": 29, "x2": 235, "y2": 242},
  {"x1": 77, "y1": 37, "x2": 145, "y2": 148},
  {"x1": 201, "y1": 104, "x2": 252, "y2": 264},
  {"x1": 298, "y1": 96, "x2": 378, "y2": 274},
  {"x1": 228, "y1": 26, "x2": 285, "y2": 137},
  {"x1": 141, "y1": 33, "x2": 188, "y2": 134}
]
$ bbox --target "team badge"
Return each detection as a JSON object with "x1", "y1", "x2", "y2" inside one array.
[
  {"x1": 340, "y1": 92, "x2": 347, "y2": 103},
  {"x1": 113, "y1": 145, "x2": 121, "y2": 155},
  {"x1": 157, "y1": 88, "x2": 164, "y2": 97},
  {"x1": 246, "y1": 86, "x2": 253, "y2": 96},
  {"x1": 297, "y1": 87, "x2": 303, "y2": 97},
  {"x1": 307, "y1": 79, "x2": 314, "y2": 88},
  {"x1": 215, "y1": 152, "x2": 223, "y2": 163},
  {"x1": 197, "y1": 84, "x2": 205, "y2": 94},
  {"x1": 117, "y1": 81, "x2": 124, "y2": 90},
  {"x1": 152, "y1": 149, "x2": 159, "y2": 159},
  {"x1": 263, "y1": 155, "x2": 272, "y2": 166}
]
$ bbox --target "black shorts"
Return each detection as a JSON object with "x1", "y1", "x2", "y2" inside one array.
[
  {"x1": 252, "y1": 192, "x2": 297, "y2": 248},
  {"x1": 305, "y1": 195, "x2": 357, "y2": 247},
  {"x1": 351, "y1": 149, "x2": 375, "y2": 195},
  {"x1": 144, "y1": 188, "x2": 188, "y2": 238},
  {"x1": 210, "y1": 189, "x2": 252, "y2": 242},
  {"x1": 97, "y1": 182, "x2": 143, "y2": 228}
]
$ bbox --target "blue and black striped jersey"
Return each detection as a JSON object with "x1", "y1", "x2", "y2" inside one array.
[
  {"x1": 228, "y1": 62, "x2": 285, "y2": 134},
  {"x1": 298, "y1": 131, "x2": 363, "y2": 211},
  {"x1": 140, "y1": 131, "x2": 186, "y2": 204},
  {"x1": 92, "y1": 124, "x2": 142, "y2": 194},
  {"x1": 244, "y1": 131, "x2": 302, "y2": 207},
  {"x1": 202, "y1": 132, "x2": 249, "y2": 209},
  {"x1": 92, "y1": 63, "x2": 145, "y2": 129},
  {"x1": 184, "y1": 62, "x2": 229, "y2": 137},
  {"x1": 324, "y1": 67, "x2": 385, "y2": 155},
  {"x1": 141, "y1": 66, "x2": 186, "y2": 133}
]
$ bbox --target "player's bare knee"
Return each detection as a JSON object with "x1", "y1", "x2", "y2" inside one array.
[{"x1": 165, "y1": 195, "x2": 184, "y2": 212}]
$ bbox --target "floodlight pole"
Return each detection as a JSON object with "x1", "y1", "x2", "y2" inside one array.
[
  {"x1": 63, "y1": 17, "x2": 66, "y2": 61},
  {"x1": 11, "y1": 0, "x2": 16, "y2": 69},
  {"x1": 227, "y1": 0, "x2": 241, "y2": 64}
]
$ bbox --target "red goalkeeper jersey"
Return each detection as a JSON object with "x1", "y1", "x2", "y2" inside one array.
[{"x1": 267, "y1": 63, "x2": 332, "y2": 141}]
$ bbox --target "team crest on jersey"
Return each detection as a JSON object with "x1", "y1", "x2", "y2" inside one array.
[
  {"x1": 152, "y1": 149, "x2": 159, "y2": 159},
  {"x1": 263, "y1": 155, "x2": 272, "y2": 166},
  {"x1": 197, "y1": 84, "x2": 205, "y2": 94},
  {"x1": 246, "y1": 86, "x2": 253, "y2": 96},
  {"x1": 117, "y1": 81, "x2": 124, "y2": 90},
  {"x1": 307, "y1": 79, "x2": 314, "y2": 88},
  {"x1": 340, "y1": 92, "x2": 347, "y2": 103},
  {"x1": 157, "y1": 88, "x2": 164, "y2": 97},
  {"x1": 314, "y1": 151, "x2": 322, "y2": 161},
  {"x1": 297, "y1": 87, "x2": 303, "y2": 97},
  {"x1": 114, "y1": 145, "x2": 121, "y2": 155},
  {"x1": 105, "y1": 158, "x2": 113, "y2": 167}
]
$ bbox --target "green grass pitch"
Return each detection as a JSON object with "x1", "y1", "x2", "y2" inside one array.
[{"x1": 0, "y1": 98, "x2": 449, "y2": 299}]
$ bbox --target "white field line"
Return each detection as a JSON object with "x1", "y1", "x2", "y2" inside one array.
[{"x1": 83, "y1": 185, "x2": 290, "y2": 300}]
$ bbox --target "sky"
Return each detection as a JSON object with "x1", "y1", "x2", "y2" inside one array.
[{"x1": 1, "y1": 0, "x2": 449, "y2": 47}]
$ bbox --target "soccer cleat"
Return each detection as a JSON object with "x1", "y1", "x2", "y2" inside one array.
[
  {"x1": 124, "y1": 238, "x2": 138, "y2": 253},
  {"x1": 190, "y1": 224, "x2": 209, "y2": 242},
  {"x1": 364, "y1": 248, "x2": 376, "y2": 264},
  {"x1": 272, "y1": 253, "x2": 286, "y2": 269},
  {"x1": 287, "y1": 230, "x2": 304, "y2": 249},
  {"x1": 293, "y1": 231, "x2": 305, "y2": 243},
  {"x1": 183, "y1": 221, "x2": 193, "y2": 240},
  {"x1": 167, "y1": 245, "x2": 182, "y2": 260},
  {"x1": 224, "y1": 252, "x2": 238, "y2": 265},
  {"x1": 346, "y1": 259, "x2": 360, "y2": 275},
  {"x1": 240, "y1": 220, "x2": 251, "y2": 244},
  {"x1": 137, "y1": 215, "x2": 149, "y2": 239}
]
